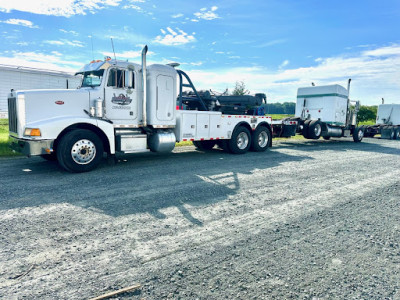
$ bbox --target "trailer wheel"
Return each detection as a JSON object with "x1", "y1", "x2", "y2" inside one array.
[
  {"x1": 228, "y1": 126, "x2": 251, "y2": 154},
  {"x1": 193, "y1": 140, "x2": 216, "y2": 150},
  {"x1": 389, "y1": 126, "x2": 395, "y2": 140},
  {"x1": 308, "y1": 120, "x2": 322, "y2": 139},
  {"x1": 57, "y1": 129, "x2": 104, "y2": 172},
  {"x1": 251, "y1": 126, "x2": 271, "y2": 152},
  {"x1": 323, "y1": 136, "x2": 331, "y2": 140},
  {"x1": 353, "y1": 126, "x2": 364, "y2": 143},
  {"x1": 394, "y1": 127, "x2": 400, "y2": 140},
  {"x1": 302, "y1": 120, "x2": 312, "y2": 139}
]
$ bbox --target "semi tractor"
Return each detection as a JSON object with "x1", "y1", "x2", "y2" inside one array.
[
  {"x1": 7, "y1": 45, "x2": 364, "y2": 173},
  {"x1": 290, "y1": 81, "x2": 364, "y2": 142},
  {"x1": 363, "y1": 103, "x2": 400, "y2": 140}
]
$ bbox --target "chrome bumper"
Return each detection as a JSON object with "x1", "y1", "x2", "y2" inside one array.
[{"x1": 10, "y1": 138, "x2": 54, "y2": 156}]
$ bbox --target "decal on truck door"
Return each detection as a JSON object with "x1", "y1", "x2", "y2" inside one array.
[{"x1": 111, "y1": 93, "x2": 132, "y2": 105}]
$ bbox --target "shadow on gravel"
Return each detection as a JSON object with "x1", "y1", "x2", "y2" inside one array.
[
  {"x1": 0, "y1": 148, "x2": 312, "y2": 225},
  {"x1": 276, "y1": 139, "x2": 400, "y2": 156}
]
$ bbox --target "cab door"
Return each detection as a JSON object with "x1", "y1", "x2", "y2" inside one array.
[{"x1": 104, "y1": 68, "x2": 138, "y2": 123}]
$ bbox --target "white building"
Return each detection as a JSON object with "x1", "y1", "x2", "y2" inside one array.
[{"x1": 0, "y1": 65, "x2": 81, "y2": 118}]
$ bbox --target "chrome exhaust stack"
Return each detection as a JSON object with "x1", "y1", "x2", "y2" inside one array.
[{"x1": 141, "y1": 45, "x2": 148, "y2": 127}]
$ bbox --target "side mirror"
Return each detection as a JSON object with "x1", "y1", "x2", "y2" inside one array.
[{"x1": 125, "y1": 70, "x2": 133, "y2": 89}]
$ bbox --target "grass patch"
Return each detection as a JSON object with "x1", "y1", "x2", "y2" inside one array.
[
  {"x1": 176, "y1": 141, "x2": 193, "y2": 147},
  {"x1": 359, "y1": 120, "x2": 375, "y2": 126},
  {"x1": 0, "y1": 119, "x2": 19, "y2": 156},
  {"x1": 267, "y1": 114, "x2": 294, "y2": 120}
]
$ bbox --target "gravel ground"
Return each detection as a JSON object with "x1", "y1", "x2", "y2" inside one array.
[{"x1": 0, "y1": 137, "x2": 399, "y2": 300}]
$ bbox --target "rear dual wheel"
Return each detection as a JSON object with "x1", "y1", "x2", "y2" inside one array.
[
  {"x1": 251, "y1": 126, "x2": 271, "y2": 152},
  {"x1": 228, "y1": 126, "x2": 252, "y2": 154}
]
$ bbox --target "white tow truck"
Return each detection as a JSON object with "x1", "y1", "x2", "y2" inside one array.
[{"x1": 8, "y1": 46, "x2": 273, "y2": 172}]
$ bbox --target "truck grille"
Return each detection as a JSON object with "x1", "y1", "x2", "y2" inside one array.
[{"x1": 8, "y1": 97, "x2": 18, "y2": 134}]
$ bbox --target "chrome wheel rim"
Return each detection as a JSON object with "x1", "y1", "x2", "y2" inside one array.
[
  {"x1": 237, "y1": 132, "x2": 249, "y2": 150},
  {"x1": 358, "y1": 129, "x2": 364, "y2": 140},
  {"x1": 71, "y1": 139, "x2": 96, "y2": 165},
  {"x1": 258, "y1": 131, "x2": 269, "y2": 148},
  {"x1": 314, "y1": 124, "x2": 322, "y2": 136}
]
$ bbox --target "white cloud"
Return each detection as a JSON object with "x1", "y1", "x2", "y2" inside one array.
[
  {"x1": 172, "y1": 13, "x2": 183, "y2": 18},
  {"x1": 102, "y1": 49, "x2": 154, "y2": 59},
  {"x1": 59, "y1": 29, "x2": 79, "y2": 36},
  {"x1": 184, "y1": 44, "x2": 400, "y2": 105},
  {"x1": 0, "y1": 0, "x2": 122, "y2": 17},
  {"x1": 0, "y1": 51, "x2": 82, "y2": 72},
  {"x1": 1, "y1": 18, "x2": 38, "y2": 28},
  {"x1": 153, "y1": 27, "x2": 196, "y2": 46},
  {"x1": 44, "y1": 39, "x2": 84, "y2": 47},
  {"x1": 362, "y1": 45, "x2": 400, "y2": 57},
  {"x1": 122, "y1": 4, "x2": 142, "y2": 11},
  {"x1": 193, "y1": 6, "x2": 220, "y2": 21},
  {"x1": 279, "y1": 60, "x2": 289, "y2": 68}
]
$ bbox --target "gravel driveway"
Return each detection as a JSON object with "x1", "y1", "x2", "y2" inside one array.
[{"x1": 0, "y1": 138, "x2": 399, "y2": 299}]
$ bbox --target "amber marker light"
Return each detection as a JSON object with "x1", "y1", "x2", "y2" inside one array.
[{"x1": 24, "y1": 128, "x2": 41, "y2": 137}]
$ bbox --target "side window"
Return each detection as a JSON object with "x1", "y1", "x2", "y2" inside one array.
[{"x1": 107, "y1": 69, "x2": 135, "y2": 89}]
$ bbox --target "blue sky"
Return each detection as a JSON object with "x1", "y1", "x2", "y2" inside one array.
[{"x1": 0, "y1": 0, "x2": 399, "y2": 105}]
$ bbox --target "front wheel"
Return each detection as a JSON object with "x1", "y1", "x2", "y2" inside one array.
[
  {"x1": 251, "y1": 126, "x2": 271, "y2": 152},
  {"x1": 353, "y1": 126, "x2": 364, "y2": 143},
  {"x1": 57, "y1": 129, "x2": 104, "y2": 172},
  {"x1": 228, "y1": 126, "x2": 251, "y2": 154}
]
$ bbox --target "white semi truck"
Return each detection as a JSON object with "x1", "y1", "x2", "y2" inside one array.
[
  {"x1": 7, "y1": 46, "x2": 274, "y2": 172},
  {"x1": 363, "y1": 103, "x2": 400, "y2": 140},
  {"x1": 290, "y1": 80, "x2": 364, "y2": 142}
]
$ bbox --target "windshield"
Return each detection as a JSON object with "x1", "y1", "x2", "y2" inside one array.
[{"x1": 80, "y1": 70, "x2": 104, "y2": 87}]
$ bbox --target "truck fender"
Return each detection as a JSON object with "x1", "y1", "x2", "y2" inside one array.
[{"x1": 33, "y1": 117, "x2": 115, "y2": 154}]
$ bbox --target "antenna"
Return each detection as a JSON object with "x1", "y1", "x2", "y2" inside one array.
[{"x1": 111, "y1": 38, "x2": 117, "y2": 63}]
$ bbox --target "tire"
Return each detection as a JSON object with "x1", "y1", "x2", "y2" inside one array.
[
  {"x1": 302, "y1": 120, "x2": 312, "y2": 139},
  {"x1": 353, "y1": 126, "x2": 364, "y2": 143},
  {"x1": 57, "y1": 129, "x2": 104, "y2": 173},
  {"x1": 323, "y1": 136, "x2": 331, "y2": 140},
  {"x1": 308, "y1": 120, "x2": 322, "y2": 139},
  {"x1": 389, "y1": 126, "x2": 395, "y2": 140},
  {"x1": 40, "y1": 153, "x2": 57, "y2": 161},
  {"x1": 251, "y1": 126, "x2": 271, "y2": 152},
  {"x1": 193, "y1": 140, "x2": 216, "y2": 150},
  {"x1": 394, "y1": 127, "x2": 400, "y2": 140},
  {"x1": 228, "y1": 126, "x2": 251, "y2": 154}
]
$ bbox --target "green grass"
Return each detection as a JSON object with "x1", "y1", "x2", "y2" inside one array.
[
  {"x1": 359, "y1": 120, "x2": 375, "y2": 126},
  {"x1": 267, "y1": 114, "x2": 294, "y2": 120},
  {"x1": 0, "y1": 119, "x2": 19, "y2": 156}
]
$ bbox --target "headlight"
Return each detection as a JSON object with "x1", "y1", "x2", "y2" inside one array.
[{"x1": 24, "y1": 128, "x2": 41, "y2": 137}]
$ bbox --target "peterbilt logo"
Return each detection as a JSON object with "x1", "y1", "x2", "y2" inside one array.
[
  {"x1": 55, "y1": 101, "x2": 64, "y2": 105},
  {"x1": 111, "y1": 93, "x2": 132, "y2": 105}
]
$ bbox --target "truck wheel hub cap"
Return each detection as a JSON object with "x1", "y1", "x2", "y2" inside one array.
[
  {"x1": 258, "y1": 131, "x2": 269, "y2": 148},
  {"x1": 71, "y1": 139, "x2": 96, "y2": 165},
  {"x1": 237, "y1": 132, "x2": 249, "y2": 150},
  {"x1": 358, "y1": 130, "x2": 364, "y2": 139},
  {"x1": 314, "y1": 124, "x2": 322, "y2": 136}
]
